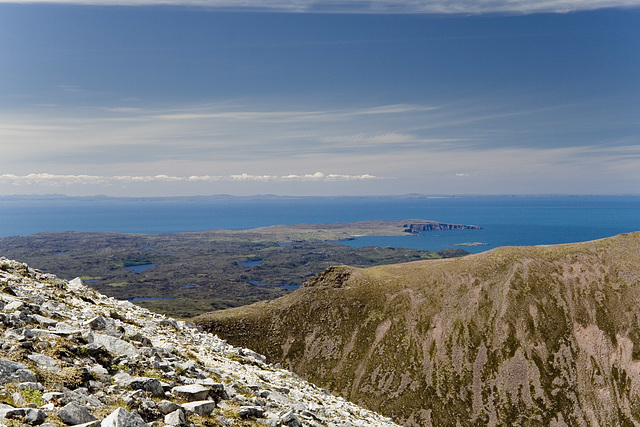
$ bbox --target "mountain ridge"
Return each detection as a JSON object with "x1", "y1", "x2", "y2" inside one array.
[
  {"x1": 195, "y1": 232, "x2": 640, "y2": 426},
  {"x1": 0, "y1": 257, "x2": 400, "y2": 426}
]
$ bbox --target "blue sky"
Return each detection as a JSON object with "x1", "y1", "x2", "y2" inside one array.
[{"x1": 1, "y1": 1, "x2": 639, "y2": 196}]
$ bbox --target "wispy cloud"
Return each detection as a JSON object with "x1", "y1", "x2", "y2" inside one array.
[
  {"x1": 319, "y1": 132, "x2": 467, "y2": 148},
  {"x1": 0, "y1": 103, "x2": 444, "y2": 164},
  {"x1": 1, "y1": 0, "x2": 638, "y2": 14},
  {"x1": 0, "y1": 173, "x2": 379, "y2": 187},
  {"x1": 2, "y1": 98, "x2": 639, "y2": 195}
]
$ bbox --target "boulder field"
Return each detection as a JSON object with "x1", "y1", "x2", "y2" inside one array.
[{"x1": 0, "y1": 257, "x2": 398, "y2": 427}]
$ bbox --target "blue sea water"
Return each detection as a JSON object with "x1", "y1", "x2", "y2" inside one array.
[{"x1": 1, "y1": 195, "x2": 639, "y2": 253}]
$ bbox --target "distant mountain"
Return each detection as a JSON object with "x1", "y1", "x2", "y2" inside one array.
[{"x1": 195, "y1": 232, "x2": 640, "y2": 426}]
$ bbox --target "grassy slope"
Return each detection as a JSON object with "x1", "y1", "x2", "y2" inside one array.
[{"x1": 195, "y1": 232, "x2": 640, "y2": 426}]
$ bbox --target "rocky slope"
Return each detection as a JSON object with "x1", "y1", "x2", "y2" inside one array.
[
  {"x1": 196, "y1": 232, "x2": 640, "y2": 426},
  {"x1": 0, "y1": 257, "x2": 399, "y2": 427}
]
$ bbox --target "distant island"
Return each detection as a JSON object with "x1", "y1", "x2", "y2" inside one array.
[
  {"x1": 452, "y1": 242, "x2": 489, "y2": 247},
  {"x1": 193, "y1": 219, "x2": 481, "y2": 242}
]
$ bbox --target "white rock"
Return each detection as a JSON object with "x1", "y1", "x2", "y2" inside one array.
[
  {"x1": 164, "y1": 408, "x2": 186, "y2": 426},
  {"x1": 89, "y1": 332, "x2": 139, "y2": 357},
  {"x1": 180, "y1": 400, "x2": 216, "y2": 416},
  {"x1": 100, "y1": 407, "x2": 147, "y2": 427},
  {"x1": 171, "y1": 384, "x2": 210, "y2": 401}
]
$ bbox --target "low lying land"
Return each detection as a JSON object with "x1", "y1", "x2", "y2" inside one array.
[
  {"x1": 179, "y1": 219, "x2": 480, "y2": 242},
  {"x1": 0, "y1": 220, "x2": 471, "y2": 318}
]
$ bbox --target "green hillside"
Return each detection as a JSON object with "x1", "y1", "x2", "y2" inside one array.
[{"x1": 195, "y1": 232, "x2": 640, "y2": 426}]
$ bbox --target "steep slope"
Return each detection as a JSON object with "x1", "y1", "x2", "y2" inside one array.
[
  {"x1": 0, "y1": 257, "x2": 399, "y2": 426},
  {"x1": 195, "y1": 232, "x2": 640, "y2": 426}
]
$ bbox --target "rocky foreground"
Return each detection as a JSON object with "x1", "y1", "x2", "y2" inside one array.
[{"x1": 0, "y1": 257, "x2": 399, "y2": 427}]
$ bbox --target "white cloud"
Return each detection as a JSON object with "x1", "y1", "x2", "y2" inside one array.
[
  {"x1": 321, "y1": 132, "x2": 415, "y2": 145},
  {"x1": 0, "y1": 173, "x2": 380, "y2": 187},
  {"x1": 319, "y1": 132, "x2": 466, "y2": 147},
  {"x1": 1, "y1": 0, "x2": 638, "y2": 14},
  {"x1": 152, "y1": 104, "x2": 430, "y2": 123},
  {"x1": 2, "y1": 99, "x2": 639, "y2": 196},
  {"x1": 0, "y1": 103, "x2": 442, "y2": 165}
]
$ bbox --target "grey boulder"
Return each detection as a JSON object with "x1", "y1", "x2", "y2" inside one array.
[
  {"x1": 58, "y1": 401, "x2": 97, "y2": 426},
  {"x1": 120, "y1": 377, "x2": 165, "y2": 397},
  {"x1": 0, "y1": 358, "x2": 37, "y2": 384},
  {"x1": 100, "y1": 407, "x2": 147, "y2": 427},
  {"x1": 171, "y1": 384, "x2": 210, "y2": 401},
  {"x1": 180, "y1": 400, "x2": 216, "y2": 416},
  {"x1": 164, "y1": 409, "x2": 186, "y2": 426}
]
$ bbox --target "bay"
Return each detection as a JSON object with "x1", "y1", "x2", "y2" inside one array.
[{"x1": 1, "y1": 195, "x2": 639, "y2": 253}]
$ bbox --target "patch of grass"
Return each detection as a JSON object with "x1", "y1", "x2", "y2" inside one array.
[
  {"x1": 0, "y1": 390, "x2": 16, "y2": 406},
  {"x1": 20, "y1": 388, "x2": 43, "y2": 406},
  {"x1": 39, "y1": 366, "x2": 91, "y2": 390},
  {"x1": 93, "y1": 399, "x2": 134, "y2": 419},
  {"x1": 111, "y1": 363, "x2": 129, "y2": 372},
  {"x1": 79, "y1": 275, "x2": 103, "y2": 281},
  {"x1": 107, "y1": 282, "x2": 128, "y2": 287},
  {"x1": 141, "y1": 369, "x2": 164, "y2": 380}
]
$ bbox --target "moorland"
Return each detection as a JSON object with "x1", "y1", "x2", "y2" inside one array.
[{"x1": 0, "y1": 219, "x2": 471, "y2": 318}]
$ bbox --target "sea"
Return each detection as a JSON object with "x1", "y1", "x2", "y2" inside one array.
[{"x1": 1, "y1": 195, "x2": 639, "y2": 254}]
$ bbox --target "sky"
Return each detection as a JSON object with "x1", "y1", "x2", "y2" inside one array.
[{"x1": 1, "y1": 0, "x2": 639, "y2": 197}]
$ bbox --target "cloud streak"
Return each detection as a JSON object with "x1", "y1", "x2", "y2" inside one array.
[
  {"x1": 1, "y1": 0, "x2": 639, "y2": 14},
  {"x1": 0, "y1": 173, "x2": 380, "y2": 187}
]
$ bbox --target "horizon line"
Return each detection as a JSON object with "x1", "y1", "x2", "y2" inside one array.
[{"x1": 2, "y1": 0, "x2": 640, "y2": 15}]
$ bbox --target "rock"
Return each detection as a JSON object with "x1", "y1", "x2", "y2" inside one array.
[
  {"x1": 120, "y1": 377, "x2": 165, "y2": 397},
  {"x1": 100, "y1": 407, "x2": 147, "y2": 427},
  {"x1": 89, "y1": 364, "x2": 110, "y2": 382},
  {"x1": 159, "y1": 319, "x2": 179, "y2": 330},
  {"x1": 0, "y1": 258, "x2": 400, "y2": 427},
  {"x1": 31, "y1": 314, "x2": 58, "y2": 328},
  {"x1": 180, "y1": 400, "x2": 216, "y2": 416},
  {"x1": 0, "y1": 406, "x2": 47, "y2": 425},
  {"x1": 4, "y1": 300, "x2": 24, "y2": 311},
  {"x1": 195, "y1": 380, "x2": 227, "y2": 401},
  {"x1": 0, "y1": 358, "x2": 37, "y2": 384},
  {"x1": 67, "y1": 277, "x2": 85, "y2": 292},
  {"x1": 41, "y1": 392, "x2": 65, "y2": 403},
  {"x1": 274, "y1": 386, "x2": 290, "y2": 395},
  {"x1": 86, "y1": 316, "x2": 109, "y2": 331},
  {"x1": 88, "y1": 333, "x2": 138, "y2": 357},
  {"x1": 280, "y1": 411, "x2": 302, "y2": 427},
  {"x1": 171, "y1": 384, "x2": 210, "y2": 401},
  {"x1": 238, "y1": 406, "x2": 265, "y2": 419},
  {"x1": 157, "y1": 400, "x2": 180, "y2": 415},
  {"x1": 164, "y1": 408, "x2": 186, "y2": 426},
  {"x1": 123, "y1": 328, "x2": 152, "y2": 346},
  {"x1": 27, "y1": 353, "x2": 61, "y2": 372},
  {"x1": 19, "y1": 381, "x2": 44, "y2": 391},
  {"x1": 54, "y1": 322, "x2": 83, "y2": 336},
  {"x1": 23, "y1": 408, "x2": 47, "y2": 425},
  {"x1": 58, "y1": 401, "x2": 97, "y2": 426},
  {"x1": 239, "y1": 348, "x2": 266, "y2": 364}
]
